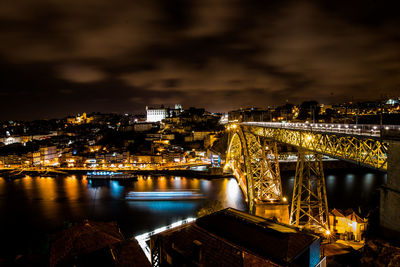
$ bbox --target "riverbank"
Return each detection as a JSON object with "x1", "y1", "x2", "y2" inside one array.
[
  {"x1": 0, "y1": 168, "x2": 233, "y2": 180},
  {"x1": 0, "y1": 159, "x2": 383, "y2": 181}
]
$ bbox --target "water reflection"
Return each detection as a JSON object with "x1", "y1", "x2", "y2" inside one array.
[
  {"x1": 174, "y1": 176, "x2": 182, "y2": 189},
  {"x1": 124, "y1": 177, "x2": 245, "y2": 218},
  {"x1": 200, "y1": 179, "x2": 211, "y2": 192},
  {"x1": 135, "y1": 176, "x2": 146, "y2": 191},
  {"x1": 345, "y1": 174, "x2": 355, "y2": 192},
  {"x1": 363, "y1": 173, "x2": 374, "y2": 193},
  {"x1": 128, "y1": 201, "x2": 198, "y2": 213},
  {"x1": 0, "y1": 178, "x2": 5, "y2": 196},
  {"x1": 37, "y1": 177, "x2": 57, "y2": 200},
  {"x1": 36, "y1": 176, "x2": 59, "y2": 222},
  {"x1": 283, "y1": 175, "x2": 295, "y2": 201},
  {"x1": 326, "y1": 175, "x2": 336, "y2": 195},
  {"x1": 0, "y1": 170, "x2": 388, "y2": 261},
  {"x1": 189, "y1": 179, "x2": 199, "y2": 188},
  {"x1": 65, "y1": 176, "x2": 79, "y2": 200},
  {"x1": 226, "y1": 178, "x2": 242, "y2": 208},
  {"x1": 110, "y1": 181, "x2": 124, "y2": 198},
  {"x1": 158, "y1": 176, "x2": 167, "y2": 190},
  {"x1": 20, "y1": 176, "x2": 34, "y2": 200},
  {"x1": 87, "y1": 185, "x2": 101, "y2": 200}
]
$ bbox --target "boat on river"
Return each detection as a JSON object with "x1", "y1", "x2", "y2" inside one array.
[
  {"x1": 86, "y1": 171, "x2": 136, "y2": 180},
  {"x1": 125, "y1": 190, "x2": 204, "y2": 201}
]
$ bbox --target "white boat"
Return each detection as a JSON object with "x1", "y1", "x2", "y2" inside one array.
[
  {"x1": 87, "y1": 171, "x2": 136, "y2": 179},
  {"x1": 126, "y1": 190, "x2": 204, "y2": 200}
]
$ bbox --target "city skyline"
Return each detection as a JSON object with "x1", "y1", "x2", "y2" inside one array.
[
  {"x1": 2, "y1": 1, "x2": 400, "y2": 265},
  {"x1": 1, "y1": 0, "x2": 400, "y2": 120}
]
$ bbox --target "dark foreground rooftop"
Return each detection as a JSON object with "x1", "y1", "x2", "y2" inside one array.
[
  {"x1": 152, "y1": 208, "x2": 321, "y2": 267},
  {"x1": 196, "y1": 208, "x2": 319, "y2": 265}
]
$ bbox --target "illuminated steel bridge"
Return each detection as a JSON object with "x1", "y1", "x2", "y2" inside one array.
[
  {"x1": 226, "y1": 122, "x2": 396, "y2": 234},
  {"x1": 242, "y1": 122, "x2": 391, "y2": 170}
]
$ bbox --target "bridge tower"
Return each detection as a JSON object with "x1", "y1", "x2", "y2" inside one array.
[
  {"x1": 289, "y1": 149, "x2": 330, "y2": 233},
  {"x1": 226, "y1": 125, "x2": 288, "y2": 222}
]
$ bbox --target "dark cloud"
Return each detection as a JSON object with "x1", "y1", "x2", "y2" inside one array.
[{"x1": 1, "y1": 0, "x2": 400, "y2": 120}]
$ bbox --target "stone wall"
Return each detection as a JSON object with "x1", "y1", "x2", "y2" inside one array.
[{"x1": 380, "y1": 141, "x2": 400, "y2": 240}]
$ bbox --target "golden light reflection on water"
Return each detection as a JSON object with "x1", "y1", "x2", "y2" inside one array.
[
  {"x1": 65, "y1": 175, "x2": 79, "y2": 200},
  {"x1": 135, "y1": 175, "x2": 155, "y2": 191},
  {"x1": 36, "y1": 176, "x2": 59, "y2": 221},
  {"x1": 135, "y1": 176, "x2": 146, "y2": 191},
  {"x1": 20, "y1": 175, "x2": 34, "y2": 200},
  {"x1": 0, "y1": 177, "x2": 5, "y2": 195},
  {"x1": 181, "y1": 177, "x2": 187, "y2": 187},
  {"x1": 36, "y1": 177, "x2": 57, "y2": 200},
  {"x1": 158, "y1": 176, "x2": 167, "y2": 190},
  {"x1": 133, "y1": 175, "x2": 204, "y2": 192},
  {"x1": 146, "y1": 176, "x2": 153, "y2": 187},
  {"x1": 189, "y1": 178, "x2": 199, "y2": 188},
  {"x1": 81, "y1": 176, "x2": 88, "y2": 186},
  {"x1": 222, "y1": 178, "x2": 242, "y2": 209}
]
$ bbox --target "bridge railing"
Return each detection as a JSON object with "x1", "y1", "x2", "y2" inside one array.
[{"x1": 243, "y1": 122, "x2": 400, "y2": 137}]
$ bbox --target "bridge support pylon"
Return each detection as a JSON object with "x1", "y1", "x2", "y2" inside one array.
[
  {"x1": 253, "y1": 140, "x2": 289, "y2": 223},
  {"x1": 226, "y1": 125, "x2": 288, "y2": 222},
  {"x1": 380, "y1": 141, "x2": 400, "y2": 240},
  {"x1": 290, "y1": 149, "x2": 329, "y2": 233}
]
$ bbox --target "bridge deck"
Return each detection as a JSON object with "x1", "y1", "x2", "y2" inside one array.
[
  {"x1": 243, "y1": 122, "x2": 400, "y2": 138},
  {"x1": 237, "y1": 122, "x2": 390, "y2": 171}
]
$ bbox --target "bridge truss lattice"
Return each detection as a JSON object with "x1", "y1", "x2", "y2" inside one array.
[
  {"x1": 226, "y1": 125, "x2": 282, "y2": 213},
  {"x1": 226, "y1": 123, "x2": 388, "y2": 233}
]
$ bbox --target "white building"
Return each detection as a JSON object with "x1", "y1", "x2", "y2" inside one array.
[
  {"x1": 0, "y1": 136, "x2": 22, "y2": 145},
  {"x1": 146, "y1": 106, "x2": 167, "y2": 122}
]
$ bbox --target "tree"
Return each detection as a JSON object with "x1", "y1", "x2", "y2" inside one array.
[
  {"x1": 275, "y1": 103, "x2": 295, "y2": 121},
  {"x1": 297, "y1": 100, "x2": 320, "y2": 122},
  {"x1": 324, "y1": 108, "x2": 337, "y2": 123}
]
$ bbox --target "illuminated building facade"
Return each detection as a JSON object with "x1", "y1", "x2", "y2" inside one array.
[
  {"x1": 40, "y1": 146, "x2": 58, "y2": 166},
  {"x1": 329, "y1": 208, "x2": 368, "y2": 242},
  {"x1": 146, "y1": 106, "x2": 167, "y2": 122},
  {"x1": 146, "y1": 105, "x2": 183, "y2": 122},
  {"x1": 66, "y1": 112, "x2": 94, "y2": 124}
]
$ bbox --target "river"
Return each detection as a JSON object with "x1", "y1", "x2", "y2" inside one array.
[{"x1": 0, "y1": 169, "x2": 386, "y2": 260}]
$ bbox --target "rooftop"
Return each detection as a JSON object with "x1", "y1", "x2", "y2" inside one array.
[
  {"x1": 158, "y1": 208, "x2": 320, "y2": 266},
  {"x1": 196, "y1": 208, "x2": 319, "y2": 265}
]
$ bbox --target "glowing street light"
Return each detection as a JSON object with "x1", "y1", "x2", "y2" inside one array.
[{"x1": 325, "y1": 229, "x2": 331, "y2": 235}]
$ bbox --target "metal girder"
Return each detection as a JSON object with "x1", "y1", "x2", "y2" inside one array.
[
  {"x1": 248, "y1": 126, "x2": 388, "y2": 170},
  {"x1": 289, "y1": 149, "x2": 329, "y2": 232},
  {"x1": 246, "y1": 135, "x2": 282, "y2": 201},
  {"x1": 151, "y1": 236, "x2": 161, "y2": 267},
  {"x1": 227, "y1": 132, "x2": 249, "y2": 201},
  {"x1": 226, "y1": 126, "x2": 282, "y2": 213}
]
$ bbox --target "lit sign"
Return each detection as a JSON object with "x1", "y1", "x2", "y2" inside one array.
[{"x1": 211, "y1": 154, "x2": 221, "y2": 167}]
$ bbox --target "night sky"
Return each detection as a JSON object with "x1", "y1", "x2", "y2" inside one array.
[{"x1": 1, "y1": 0, "x2": 400, "y2": 120}]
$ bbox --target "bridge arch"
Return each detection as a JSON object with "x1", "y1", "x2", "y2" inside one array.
[{"x1": 226, "y1": 125, "x2": 282, "y2": 213}]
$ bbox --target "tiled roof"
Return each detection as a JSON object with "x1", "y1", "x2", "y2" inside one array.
[
  {"x1": 329, "y1": 208, "x2": 345, "y2": 217},
  {"x1": 50, "y1": 220, "x2": 124, "y2": 267},
  {"x1": 161, "y1": 223, "x2": 245, "y2": 266},
  {"x1": 111, "y1": 240, "x2": 151, "y2": 267},
  {"x1": 330, "y1": 208, "x2": 366, "y2": 223},
  {"x1": 346, "y1": 212, "x2": 366, "y2": 224},
  {"x1": 194, "y1": 208, "x2": 319, "y2": 265}
]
